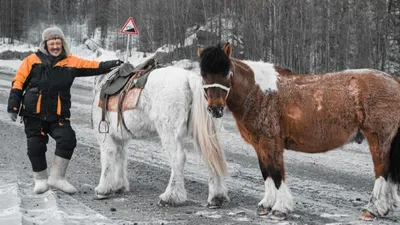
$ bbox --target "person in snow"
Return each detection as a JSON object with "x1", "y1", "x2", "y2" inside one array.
[{"x1": 7, "y1": 26, "x2": 122, "y2": 194}]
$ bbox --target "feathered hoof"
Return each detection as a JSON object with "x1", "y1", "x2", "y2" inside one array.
[
  {"x1": 207, "y1": 195, "x2": 229, "y2": 209},
  {"x1": 359, "y1": 210, "x2": 376, "y2": 221},
  {"x1": 257, "y1": 205, "x2": 271, "y2": 216},
  {"x1": 157, "y1": 199, "x2": 172, "y2": 207},
  {"x1": 158, "y1": 191, "x2": 187, "y2": 207},
  {"x1": 270, "y1": 210, "x2": 287, "y2": 221},
  {"x1": 94, "y1": 186, "x2": 111, "y2": 200},
  {"x1": 207, "y1": 203, "x2": 221, "y2": 209},
  {"x1": 115, "y1": 186, "x2": 129, "y2": 194},
  {"x1": 94, "y1": 192, "x2": 110, "y2": 200},
  {"x1": 157, "y1": 198, "x2": 186, "y2": 207}
]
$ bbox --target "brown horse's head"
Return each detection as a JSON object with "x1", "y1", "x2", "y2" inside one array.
[{"x1": 198, "y1": 42, "x2": 232, "y2": 118}]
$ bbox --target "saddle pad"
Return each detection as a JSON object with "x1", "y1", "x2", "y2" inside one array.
[{"x1": 98, "y1": 88, "x2": 142, "y2": 112}]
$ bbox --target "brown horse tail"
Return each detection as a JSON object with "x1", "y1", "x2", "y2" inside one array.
[
  {"x1": 388, "y1": 75, "x2": 400, "y2": 183},
  {"x1": 388, "y1": 128, "x2": 400, "y2": 183},
  {"x1": 187, "y1": 73, "x2": 228, "y2": 177}
]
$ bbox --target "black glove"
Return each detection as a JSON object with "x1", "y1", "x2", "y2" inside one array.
[
  {"x1": 9, "y1": 112, "x2": 17, "y2": 122},
  {"x1": 102, "y1": 60, "x2": 124, "y2": 70},
  {"x1": 114, "y1": 59, "x2": 124, "y2": 66}
]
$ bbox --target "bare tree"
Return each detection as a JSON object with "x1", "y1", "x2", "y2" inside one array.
[{"x1": 0, "y1": 0, "x2": 399, "y2": 74}]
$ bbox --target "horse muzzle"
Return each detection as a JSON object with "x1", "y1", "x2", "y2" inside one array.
[{"x1": 207, "y1": 106, "x2": 225, "y2": 118}]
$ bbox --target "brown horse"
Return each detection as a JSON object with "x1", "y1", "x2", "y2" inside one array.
[{"x1": 197, "y1": 42, "x2": 400, "y2": 221}]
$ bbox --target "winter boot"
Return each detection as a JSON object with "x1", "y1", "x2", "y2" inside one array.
[
  {"x1": 47, "y1": 156, "x2": 77, "y2": 194},
  {"x1": 33, "y1": 169, "x2": 49, "y2": 194}
]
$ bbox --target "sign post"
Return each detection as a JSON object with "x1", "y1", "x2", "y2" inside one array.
[{"x1": 120, "y1": 17, "x2": 139, "y2": 62}]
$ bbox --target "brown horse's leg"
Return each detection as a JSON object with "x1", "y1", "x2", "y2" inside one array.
[
  {"x1": 255, "y1": 139, "x2": 293, "y2": 220},
  {"x1": 360, "y1": 132, "x2": 397, "y2": 221}
]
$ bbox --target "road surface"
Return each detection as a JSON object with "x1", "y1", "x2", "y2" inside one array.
[{"x1": 0, "y1": 72, "x2": 399, "y2": 225}]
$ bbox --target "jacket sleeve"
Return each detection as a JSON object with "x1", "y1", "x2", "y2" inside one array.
[
  {"x1": 7, "y1": 57, "x2": 32, "y2": 113},
  {"x1": 72, "y1": 57, "x2": 123, "y2": 77}
]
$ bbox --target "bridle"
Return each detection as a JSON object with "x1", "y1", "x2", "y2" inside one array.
[{"x1": 202, "y1": 71, "x2": 233, "y2": 101}]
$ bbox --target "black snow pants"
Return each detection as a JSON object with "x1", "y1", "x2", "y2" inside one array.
[{"x1": 24, "y1": 116, "x2": 77, "y2": 172}]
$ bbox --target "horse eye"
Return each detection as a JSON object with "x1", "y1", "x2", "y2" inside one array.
[{"x1": 224, "y1": 71, "x2": 231, "y2": 77}]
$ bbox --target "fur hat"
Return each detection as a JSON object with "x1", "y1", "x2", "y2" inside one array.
[{"x1": 39, "y1": 26, "x2": 70, "y2": 55}]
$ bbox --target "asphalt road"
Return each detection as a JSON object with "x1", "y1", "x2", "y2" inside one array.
[{"x1": 0, "y1": 72, "x2": 399, "y2": 225}]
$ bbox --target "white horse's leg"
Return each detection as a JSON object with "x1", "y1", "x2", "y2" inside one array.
[
  {"x1": 206, "y1": 169, "x2": 229, "y2": 208},
  {"x1": 158, "y1": 135, "x2": 187, "y2": 206},
  {"x1": 192, "y1": 140, "x2": 229, "y2": 208},
  {"x1": 95, "y1": 134, "x2": 125, "y2": 198},
  {"x1": 114, "y1": 142, "x2": 129, "y2": 193}
]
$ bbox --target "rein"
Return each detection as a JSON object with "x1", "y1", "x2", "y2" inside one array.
[{"x1": 207, "y1": 116, "x2": 225, "y2": 138}]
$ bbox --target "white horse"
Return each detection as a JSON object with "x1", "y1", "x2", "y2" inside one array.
[{"x1": 91, "y1": 64, "x2": 229, "y2": 207}]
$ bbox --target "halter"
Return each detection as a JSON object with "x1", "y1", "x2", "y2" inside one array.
[{"x1": 202, "y1": 71, "x2": 233, "y2": 100}]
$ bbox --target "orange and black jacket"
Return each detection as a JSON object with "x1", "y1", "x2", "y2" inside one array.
[{"x1": 7, "y1": 51, "x2": 118, "y2": 121}]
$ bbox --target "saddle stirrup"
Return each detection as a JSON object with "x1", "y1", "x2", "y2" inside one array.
[{"x1": 99, "y1": 96, "x2": 110, "y2": 133}]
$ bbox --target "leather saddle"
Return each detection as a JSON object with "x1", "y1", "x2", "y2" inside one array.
[
  {"x1": 100, "y1": 58, "x2": 156, "y2": 97},
  {"x1": 101, "y1": 62, "x2": 135, "y2": 96},
  {"x1": 97, "y1": 58, "x2": 158, "y2": 133}
]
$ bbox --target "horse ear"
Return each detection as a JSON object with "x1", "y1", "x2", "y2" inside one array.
[
  {"x1": 222, "y1": 42, "x2": 232, "y2": 57},
  {"x1": 197, "y1": 47, "x2": 203, "y2": 57}
]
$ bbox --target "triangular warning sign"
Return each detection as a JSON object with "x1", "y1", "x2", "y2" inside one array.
[{"x1": 120, "y1": 17, "x2": 139, "y2": 35}]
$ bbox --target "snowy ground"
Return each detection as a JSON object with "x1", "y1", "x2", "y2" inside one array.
[{"x1": 0, "y1": 45, "x2": 400, "y2": 224}]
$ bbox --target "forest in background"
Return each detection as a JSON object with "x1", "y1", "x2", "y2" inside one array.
[{"x1": 0, "y1": 0, "x2": 399, "y2": 74}]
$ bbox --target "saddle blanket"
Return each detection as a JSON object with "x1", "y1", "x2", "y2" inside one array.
[{"x1": 98, "y1": 87, "x2": 142, "y2": 112}]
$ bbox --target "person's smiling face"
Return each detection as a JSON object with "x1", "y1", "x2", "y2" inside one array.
[{"x1": 46, "y1": 39, "x2": 63, "y2": 57}]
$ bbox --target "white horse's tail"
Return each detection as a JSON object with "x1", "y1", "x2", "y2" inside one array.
[{"x1": 188, "y1": 74, "x2": 228, "y2": 177}]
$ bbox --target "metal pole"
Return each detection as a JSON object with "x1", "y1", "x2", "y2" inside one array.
[{"x1": 125, "y1": 35, "x2": 130, "y2": 63}]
